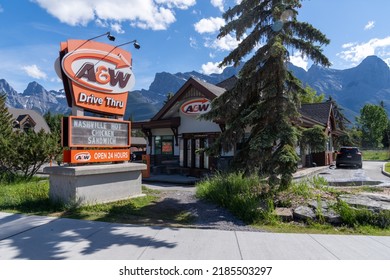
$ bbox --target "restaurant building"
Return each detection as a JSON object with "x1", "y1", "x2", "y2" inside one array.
[{"x1": 133, "y1": 76, "x2": 343, "y2": 176}]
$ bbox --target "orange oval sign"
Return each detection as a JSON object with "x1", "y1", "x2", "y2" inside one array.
[
  {"x1": 180, "y1": 98, "x2": 211, "y2": 115},
  {"x1": 62, "y1": 50, "x2": 135, "y2": 93}
]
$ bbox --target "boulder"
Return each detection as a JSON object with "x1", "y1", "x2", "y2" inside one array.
[
  {"x1": 322, "y1": 209, "x2": 342, "y2": 225},
  {"x1": 293, "y1": 206, "x2": 316, "y2": 221},
  {"x1": 308, "y1": 199, "x2": 335, "y2": 210},
  {"x1": 339, "y1": 193, "x2": 390, "y2": 212},
  {"x1": 274, "y1": 207, "x2": 293, "y2": 222}
]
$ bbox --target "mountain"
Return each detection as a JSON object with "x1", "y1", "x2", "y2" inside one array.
[
  {"x1": 290, "y1": 55, "x2": 390, "y2": 120},
  {"x1": 2, "y1": 56, "x2": 390, "y2": 122},
  {"x1": 123, "y1": 66, "x2": 242, "y2": 120},
  {"x1": 1, "y1": 79, "x2": 70, "y2": 116}
]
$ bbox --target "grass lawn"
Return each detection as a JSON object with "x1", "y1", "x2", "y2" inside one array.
[
  {"x1": 0, "y1": 177, "x2": 194, "y2": 226},
  {"x1": 1, "y1": 176, "x2": 390, "y2": 235},
  {"x1": 385, "y1": 162, "x2": 390, "y2": 173},
  {"x1": 362, "y1": 149, "x2": 390, "y2": 161}
]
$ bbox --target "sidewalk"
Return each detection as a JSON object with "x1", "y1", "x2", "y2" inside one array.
[
  {"x1": 142, "y1": 166, "x2": 329, "y2": 185},
  {"x1": 1, "y1": 211, "x2": 390, "y2": 260}
]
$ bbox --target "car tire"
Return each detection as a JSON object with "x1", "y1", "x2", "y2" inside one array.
[
  {"x1": 359, "y1": 163, "x2": 363, "y2": 169},
  {"x1": 336, "y1": 163, "x2": 340, "y2": 168}
]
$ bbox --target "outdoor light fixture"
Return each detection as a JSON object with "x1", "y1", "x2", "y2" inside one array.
[
  {"x1": 116, "y1": 40, "x2": 141, "y2": 50},
  {"x1": 68, "y1": 31, "x2": 116, "y2": 54},
  {"x1": 106, "y1": 32, "x2": 116, "y2": 41},
  {"x1": 86, "y1": 31, "x2": 115, "y2": 42}
]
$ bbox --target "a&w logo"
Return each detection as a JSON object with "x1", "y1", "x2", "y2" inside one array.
[
  {"x1": 74, "y1": 152, "x2": 91, "y2": 162},
  {"x1": 62, "y1": 50, "x2": 135, "y2": 93},
  {"x1": 180, "y1": 98, "x2": 211, "y2": 115}
]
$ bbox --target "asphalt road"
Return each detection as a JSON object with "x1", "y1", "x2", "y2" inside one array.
[{"x1": 317, "y1": 161, "x2": 390, "y2": 186}]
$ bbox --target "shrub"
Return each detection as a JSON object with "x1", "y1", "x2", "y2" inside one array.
[
  {"x1": 336, "y1": 200, "x2": 390, "y2": 229},
  {"x1": 196, "y1": 172, "x2": 267, "y2": 223}
]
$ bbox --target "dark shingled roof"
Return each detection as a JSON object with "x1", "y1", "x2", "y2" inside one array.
[
  {"x1": 299, "y1": 102, "x2": 332, "y2": 125},
  {"x1": 193, "y1": 77, "x2": 226, "y2": 97},
  {"x1": 8, "y1": 108, "x2": 51, "y2": 133},
  {"x1": 216, "y1": 75, "x2": 238, "y2": 91}
]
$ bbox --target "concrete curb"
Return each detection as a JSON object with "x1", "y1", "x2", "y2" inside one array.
[
  {"x1": 293, "y1": 166, "x2": 329, "y2": 180},
  {"x1": 143, "y1": 175, "x2": 199, "y2": 185},
  {"x1": 381, "y1": 162, "x2": 390, "y2": 178}
]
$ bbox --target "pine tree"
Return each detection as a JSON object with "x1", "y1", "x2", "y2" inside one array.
[
  {"x1": 0, "y1": 93, "x2": 14, "y2": 176},
  {"x1": 203, "y1": 0, "x2": 330, "y2": 190}
]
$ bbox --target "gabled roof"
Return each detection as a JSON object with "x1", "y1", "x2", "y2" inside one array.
[
  {"x1": 299, "y1": 101, "x2": 346, "y2": 135},
  {"x1": 152, "y1": 77, "x2": 226, "y2": 121},
  {"x1": 16, "y1": 114, "x2": 37, "y2": 127},
  {"x1": 300, "y1": 102, "x2": 333, "y2": 126},
  {"x1": 8, "y1": 108, "x2": 50, "y2": 133}
]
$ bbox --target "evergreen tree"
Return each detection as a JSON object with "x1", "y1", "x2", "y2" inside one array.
[
  {"x1": 8, "y1": 130, "x2": 59, "y2": 179},
  {"x1": 44, "y1": 111, "x2": 63, "y2": 133},
  {"x1": 203, "y1": 0, "x2": 330, "y2": 190},
  {"x1": 164, "y1": 92, "x2": 174, "y2": 105},
  {"x1": 0, "y1": 93, "x2": 14, "y2": 176},
  {"x1": 0, "y1": 93, "x2": 13, "y2": 137},
  {"x1": 327, "y1": 97, "x2": 349, "y2": 131},
  {"x1": 43, "y1": 111, "x2": 64, "y2": 162}
]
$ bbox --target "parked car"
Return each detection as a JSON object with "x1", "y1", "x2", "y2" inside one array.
[{"x1": 336, "y1": 147, "x2": 363, "y2": 168}]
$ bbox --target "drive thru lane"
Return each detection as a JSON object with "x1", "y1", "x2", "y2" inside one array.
[{"x1": 318, "y1": 161, "x2": 390, "y2": 186}]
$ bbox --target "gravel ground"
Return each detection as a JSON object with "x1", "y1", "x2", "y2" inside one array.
[{"x1": 155, "y1": 189, "x2": 265, "y2": 232}]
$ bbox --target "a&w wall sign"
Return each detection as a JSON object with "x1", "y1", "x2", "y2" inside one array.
[
  {"x1": 180, "y1": 98, "x2": 211, "y2": 116},
  {"x1": 57, "y1": 40, "x2": 135, "y2": 116}
]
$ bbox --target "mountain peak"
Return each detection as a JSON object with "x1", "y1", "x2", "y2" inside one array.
[
  {"x1": 0, "y1": 79, "x2": 18, "y2": 95},
  {"x1": 348, "y1": 55, "x2": 390, "y2": 88},
  {"x1": 23, "y1": 81, "x2": 48, "y2": 96},
  {"x1": 358, "y1": 55, "x2": 389, "y2": 70}
]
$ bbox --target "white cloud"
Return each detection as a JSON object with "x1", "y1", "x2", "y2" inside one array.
[
  {"x1": 205, "y1": 33, "x2": 241, "y2": 51},
  {"x1": 289, "y1": 52, "x2": 308, "y2": 70},
  {"x1": 189, "y1": 37, "x2": 198, "y2": 48},
  {"x1": 110, "y1": 22, "x2": 124, "y2": 34},
  {"x1": 337, "y1": 36, "x2": 390, "y2": 64},
  {"x1": 201, "y1": 61, "x2": 226, "y2": 75},
  {"x1": 155, "y1": 0, "x2": 196, "y2": 9},
  {"x1": 364, "y1": 21, "x2": 375, "y2": 30},
  {"x1": 194, "y1": 17, "x2": 225, "y2": 34},
  {"x1": 22, "y1": 64, "x2": 48, "y2": 79},
  {"x1": 32, "y1": 0, "x2": 195, "y2": 30},
  {"x1": 211, "y1": 0, "x2": 224, "y2": 12},
  {"x1": 95, "y1": 18, "x2": 108, "y2": 28}
]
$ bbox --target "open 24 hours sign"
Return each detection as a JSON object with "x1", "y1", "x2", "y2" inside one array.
[{"x1": 62, "y1": 116, "x2": 131, "y2": 163}]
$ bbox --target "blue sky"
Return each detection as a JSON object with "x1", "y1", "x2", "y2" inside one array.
[{"x1": 1, "y1": 0, "x2": 390, "y2": 93}]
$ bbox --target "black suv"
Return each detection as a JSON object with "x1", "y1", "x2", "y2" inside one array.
[{"x1": 336, "y1": 147, "x2": 363, "y2": 168}]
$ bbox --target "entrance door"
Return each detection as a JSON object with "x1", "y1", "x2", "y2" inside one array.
[{"x1": 183, "y1": 137, "x2": 205, "y2": 169}]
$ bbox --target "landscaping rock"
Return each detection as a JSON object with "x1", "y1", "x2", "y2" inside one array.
[
  {"x1": 308, "y1": 199, "x2": 335, "y2": 210},
  {"x1": 339, "y1": 193, "x2": 390, "y2": 212},
  {"x1": 274, "y1": 207, "x2": 293, "y2": 222},
  {"x1": 293, "y1": 206, "x2": 316, "y2": 221},
  {"x1": 307, "y1": 199, "x2": 341, "y2": 225},
  {"x1": 322, "y1": 209, "x2": 342, "y2": 225}
]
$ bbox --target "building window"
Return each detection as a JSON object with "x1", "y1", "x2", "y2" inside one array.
[
  {"x1": 154, "y1": 136, "x2": 174, "y2": 155},
  {"x1": 23, "y1": 123, "x2": 32, "y2": 133}
]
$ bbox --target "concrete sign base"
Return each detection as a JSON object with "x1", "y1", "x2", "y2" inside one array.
[{"x1": 43, "y1": 163, "x2": 147, "y2": 206}]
